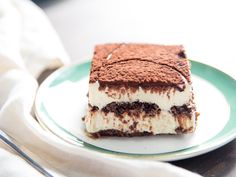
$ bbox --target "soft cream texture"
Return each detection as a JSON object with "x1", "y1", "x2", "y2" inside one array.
[
  {"x1": 85, "y1": 111, "x2": 195, "y2": 134},
  {"x1": 89, "y1": 81, "x2": 192, "y2": 110}
]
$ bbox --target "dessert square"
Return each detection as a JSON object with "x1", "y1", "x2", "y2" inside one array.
[{"x1": 85, "y1": 43, "x2": 197, "y2": 137}]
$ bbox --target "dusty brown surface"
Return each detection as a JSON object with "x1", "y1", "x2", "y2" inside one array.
[{"x1": 90, "y1": 43, "x2": 191, "y2": 91}]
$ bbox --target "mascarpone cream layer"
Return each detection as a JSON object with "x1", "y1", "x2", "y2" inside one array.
[
  {"x1": 89, "y1": 81, "x2": 192, "y2": 110},
  {"x1": 85, "y1": 110, "x2": 195, "y2": 134}
]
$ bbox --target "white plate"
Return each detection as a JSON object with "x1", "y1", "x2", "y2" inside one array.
[{"x1": 35, "y1": 61, "x2": 236, "y2": 161}]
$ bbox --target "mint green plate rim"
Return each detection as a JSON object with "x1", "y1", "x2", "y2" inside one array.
[{"x1": 35, "y1": 60, "x2": 236, "y2": 161}]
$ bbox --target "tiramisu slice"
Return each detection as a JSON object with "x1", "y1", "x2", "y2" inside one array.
[{"x1": 85, "y1": 43, "x2": 197, "y2": 137}]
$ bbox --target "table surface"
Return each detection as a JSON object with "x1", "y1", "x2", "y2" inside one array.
[{"x1": 38, "y1": 1, "x2": 236, "y2": 176}]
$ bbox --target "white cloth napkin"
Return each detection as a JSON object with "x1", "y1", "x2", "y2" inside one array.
[{"x1": 0, "y1": 0, "x2": 202, "y2": 177}]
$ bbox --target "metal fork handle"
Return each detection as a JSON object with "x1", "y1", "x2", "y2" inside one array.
[{"x1": 0, "y1": 130, "x2": 53, "y2": 177}]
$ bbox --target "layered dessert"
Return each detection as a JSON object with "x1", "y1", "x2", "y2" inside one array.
[{"x1": 84, "y1": 43, "x2": 197, "y2": 137}]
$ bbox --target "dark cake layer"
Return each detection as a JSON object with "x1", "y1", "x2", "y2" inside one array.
[
  {"x1": 171, "y1": 104, "x2": 195, "y2": 117},
  {"x1": 89, "y1": 43, "x2": 191, "y2": 91},
  {"x1": 90, "y1": 101, "x2": 194, "y2": 118},
  {"x1": 91, "y1": 127, "x2": 193, "y2": 138},
  {"x1": 102, "y1": 101, "x2": 161, "y2": 117},
  {"x1": 92, "y1": 129, "x2": 153, "y2": 138}
]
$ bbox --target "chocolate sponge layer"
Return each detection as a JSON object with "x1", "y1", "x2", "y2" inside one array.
[{"x1": 90, "y1": 101, "x2": 194, "y2": 119}]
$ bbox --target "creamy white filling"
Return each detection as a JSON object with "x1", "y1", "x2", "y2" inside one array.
[
  {"x1": 85, "y1": 111, "x2": 195, "y2": 134},
  {"x1": 89, "y1": 80, "x2": 192, "y2": 110}
]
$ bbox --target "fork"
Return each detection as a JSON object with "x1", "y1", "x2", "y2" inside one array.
[{"x1": 0, "y1": 129, "x2": 53, "y2": 177}]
